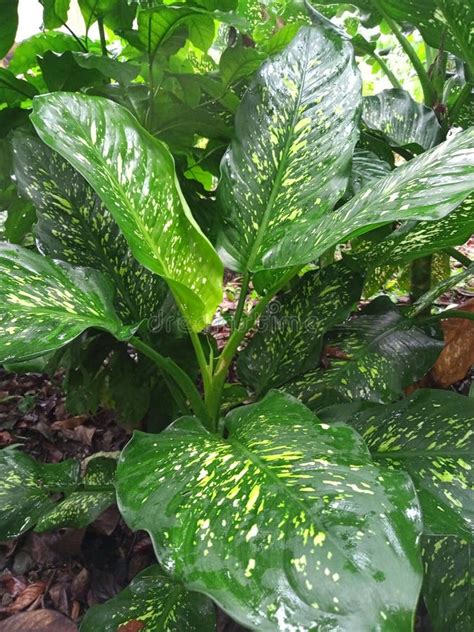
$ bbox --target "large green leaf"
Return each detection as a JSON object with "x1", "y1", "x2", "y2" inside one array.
[
  {"x1": 237, "y1": 261, "x2": 363, "y2": 394},
  {"x1": 0, "y1": 69, "x2": 38, "y2": 108},
  {"x1": 81, "y1": 565, "x2": 216, "y2": 632},
  {"x1": 0, "y1": 0, "x2": 19, "y2": 58},
  {"x1": 31, "y1": 93, "x2": 223, "y2": 332},
  {"x1": 319, "y1": 390, "x2": 474, "y2": 540},
  {"x1": 364, "y1": 193, "x2": 474, "y2": 268},
  {"x1": 8, "y1": 32, "x2": 83, "y2": 76},
  {"x1": 362, "y1": 89, "x2": 443, "y2": 152},
  {"x1": 283, "y1": 296, "x2": 443, "y2": 410},
  {"x1": 13, "y1": 133, "x2": 166, "y2": 322},
  {"x1": 42, "y1": 0, "x2": 71, "y2": 29},
  {"x1": 0, "y1": 243, "x2": 134, "y2": 363},
  {"x1": 421, "y1": 536, "x2": 473, "y2": 632},
  {"x1": 117, "y1": 390, "x2": 423, "y2": 631},
  {"x1": 216, "y1": 23, "x2": 362, "y2": 272},
  {"x1": 0, "y1": 447, "x2": 117, "y2": 538}
]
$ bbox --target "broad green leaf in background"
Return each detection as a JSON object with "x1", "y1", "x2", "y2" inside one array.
[
  {"x1": 13, "y1": 133, "x2": 166, "y2": 322},
  {"x1": 0, "y1": 243, "x2": 134, "y2": 363},
  {"x1": 31, "y1": 93, "x2": 223, "y2": 331},
  {"x1": 421, "y1": 536, "x2": 473, "y2": 632},
  {"x1": 8, "y1": 32, "x2": 83, "y2": 76},
  {"x1": 0, "y1": 447, "x2": 117, "y2": 538},
  {"x1": 348, "y1": 148, "x2": 392, "y2": 196},
  {"x1": 78, "y1": 0, "x2": 136, "y2": 31},
  {"x1": 117, "y1": 390, "x2": 423, "y2": 631},
  {"x1": 81, "y1": 565, "x2": 216, "y2": 632},
  {"x1": 237, "y1": 261, "x2": 363, "y2": 394},
  {"x1": 42, "y1": 0, "x2": 71, "y2": 29},
  {"x1": 0, "y1": 0, "x2": 19, "y2": 59},
  {"x1": 217, "y1": 23, "x2": 362, "y2": 272},
  {"x1": 283, "y1": 296, "x2": 443, "y2": 410},
  {"x1": 319, "y1": 390, "x2": 474, "y2": 539},
  {"x1": 362, "y1": 89, "x2": 443, "y2": 152}
]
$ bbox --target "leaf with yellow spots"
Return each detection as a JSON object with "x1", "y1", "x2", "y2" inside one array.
[
  {"x1": 362, "y1": 89, "x2": 443, "y2": 152},
  {"x1": 13, "y1": 132, "x2": 167, "y2": 323},
  {"x1": 30, "y1": 93, "x2": 223, "y2": 332},
  {"x1": 283, "y1": 296, "x2": 443, "y2": 410},
  {"x1": 217, "y1": 22, "x2": 362, "y2": 272},
  {"x1": 318, "y1": 389, "x2": 474, "y2": 540},
  {"x1": 81, "y1": 565, "x2": 216, "y2": 632},
  {"x1": 117, "y1": 390, "x2": 422, "y2": 631},
  {"x1": 421, "y1": 535, "x2": 473, "y2": 632},
  {"x1": 237, "y1": 261, "x2": 363, "y2": 394},
  {"x1": 0, "y1": 447, "x2": 117, "y2": 539},
  {"x1": 0, "y1": 242, "x2": 135, "y2": 363}
]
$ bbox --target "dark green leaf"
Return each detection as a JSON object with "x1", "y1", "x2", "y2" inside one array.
[
  {"x1": 81, "y1": 565, "x2": 216, "y2": 632},
  {"x1": 283, "y1": 296, "x2": 443, "y2": 410},
  {"x1": 421, "y1": 536, "x2": 473, "y2": 632},
  {"x1": 349, "y1": 148, "x2": 392, "y2": 196},
  {"x1": 13, "y1": 132, "x2": 166, "y2": 322},
  {"x1": 42, "y1": 0, "x2": 71, "y2": 30},
  {"x1": 0, "y1": 448, "x2": 116, "y2": 538},
  {"x1": 0, "y1": 0, "x2": 19, "y2": 59},
  {"x1": 0, "y1": 69, "x2": 38, "y2": 107},
  {"x1": 117, "y1": 390, "x2": 423, "y2": 631},
  {"x1": 78, "y1": 0, "x2": 136, "y2": 30},
  {"x1": 217, "y1": 23, "x2": 362, "y2": 272},
  {"x1": 319, "y1": 390, "x2": 473, "y2": 539},
  {"x1": 238, "y1": 261, "x2": 363, "y2": 394},
  {"x1": 0, "y1": 243, "x2": 134, "y2": 363},
  {"x1": 8, "y1": 32, "x2": 83, "y2": 76},
  {"x1": 38, "y1": 50, "x2": 105, "y2": 92},
  {"x1": 362, "y1": 89, "x2": 443, "y2": 152},
  {"x1": 219, "y1": 45, "x2": 265, "y2": 89},
  {"x1": 31, "y1": 93, "x2": 223, "y2": 331}
]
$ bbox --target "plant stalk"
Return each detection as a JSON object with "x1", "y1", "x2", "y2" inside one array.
[
  {"x1": 131, "y1": 336, "x2": 211, "y2": 428},
  {"x1": 370, "y1": 51, "x2": 402, "y2": 89},
  {"x1": 233, "y1": 271, "x2": 250, "y2": 332},
  {"x1": 97, "y1": 17, "x2": 108, "y2": 57},
  {"x1": 444, "y1": 247, "x2": 472, "y2": 268}
]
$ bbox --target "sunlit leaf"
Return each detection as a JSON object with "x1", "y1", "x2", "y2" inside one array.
[
  {"x1": 117, "y1": 390, "x2": 422, "y2": 631},
  {"x1": 81, "y1": 565, "x2": 216, "y2": 632},
  {"x1": 31, "y1": 93, "x2": 223, "y2": 331}
]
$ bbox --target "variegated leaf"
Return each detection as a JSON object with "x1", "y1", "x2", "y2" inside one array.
[
  {"x1": 421, "y1": 536, "x2": 473, "y2": 632},
  {"x1": 31, "y1": 93, "x2": 223, "y2": 332},
  {"x1": 117, "y1": 390, "x2": 423, "y2": 631},
  {"x1": 318, "y1": 390, "x2": 473, "y2": 540},
  {"x1": 362, "y1": 89, "x2": 443, "y2": 152},
  {"x1": 237, "y1": 261, "x2": 363, "y2": 394},
  {"x1": 349, "y1": 148, "x2": 392, "y2": 196},
  {"x1": 283, "y1": 296, "x2": 443, "y2": 410},
  {"x1": 13, "y1": 133, "x2": 166, "y2": 323},
  {"x1": 0, "y1": 243, "x2": 134, "y2": 363},
  {"x1": 217, "y1": 23, "x2": 362, "y2": 272},
  {"x1": 81, "y1": 565, "x2": 216, "y2": 632},
  {"x1": 0, "y1": 448, "x2": 116, "y2": 538}
]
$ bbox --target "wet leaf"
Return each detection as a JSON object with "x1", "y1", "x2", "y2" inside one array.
[
  {"x1": 31, "y1": 93, "x2": 223, "y2": 332},
  {"x1": 117, "y1": 390, "x2": 422, "y2": 631},
  {"x1": 81, "y1": 565, "x2": 216, "y2": 632},
  {"x1": 283, "y1": 296, "x2": 443, "y2": 410}
]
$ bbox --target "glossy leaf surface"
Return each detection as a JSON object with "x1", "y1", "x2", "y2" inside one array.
[
  {"x1": 284, "y1": 296, "x2": 443, "y2": 410},
  {"x1": 237, "y1": 261, "x2": 363, "y2": 394},
  {"x1": 31, "y1": 93, "x2": 223, "y2": 331},
  {"x1": 81, "y1": 565, "x2": 216, "y2": 632},
  {"x1": 0, "y1": 448, "x2": 116, "y2": 538},
  {"x1": 421, "y1": 536, "x2": 472, "y2": 632},
  {"x1": 319, "y1": 390, "x2": 473, "y2": 539},
  {"x1": 117, "y1": 390, "x2": 422, "y2": 631},
  {"x1": 217, "y1": 23, "x2": 362, "y2": 272},
  {"x1": 362, "y1": 89, "x2": 443, "y2": 152},
  {"x1": 13, "y1": 133, "x2": 166, "y2": 322},
  {"x1": 0, "y1": 243, "x2": 134, "y2": 363},
  {"x1": 349, "y1": 148, "x2": 391, "y2": 195}
]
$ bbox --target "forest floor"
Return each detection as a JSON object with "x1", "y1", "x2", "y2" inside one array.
[{"x1": 0, "y1": 247, "x2": 473, "y2": 631}]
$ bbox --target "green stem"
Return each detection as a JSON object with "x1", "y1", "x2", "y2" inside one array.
[
  {"x1": 233, "y1": 271, "x2": 250, "y2": 332},
  {"x1": 370, "y1": 51, "x2": 402, "y2": 89},
  {"x1": 97, "y1": 17, "x2": 108, "y2": 57},
  {"x1": 189, "y1": 330, "x2": 212, "y2": 396},
  {"x1": 131, "y1": 336, "x2": 211, "y2": 428},
  {"x1": 378, "y1": 9, "x2": 436, "y2": 106},
  {"x1": 444, "y1": 247, "x2": 472, "y2": 268},
  {"x1": 449, "y1": 82, "x2": 472, "y2": 123},
  {"x1": 205, "y1": 267, "x2": 300, "y2": 425},
  {"x1": 422, "y1": 309, "x2": 474, "y2": 324}
]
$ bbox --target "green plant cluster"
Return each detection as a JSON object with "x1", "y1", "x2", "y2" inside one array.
[{"x1": 0, "y1": 1, "x2": 473, "y2": 630}]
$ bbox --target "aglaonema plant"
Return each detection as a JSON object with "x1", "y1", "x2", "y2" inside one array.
[{"x1": 0, "y1": 15, "x2": 473, "y2": 632}]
